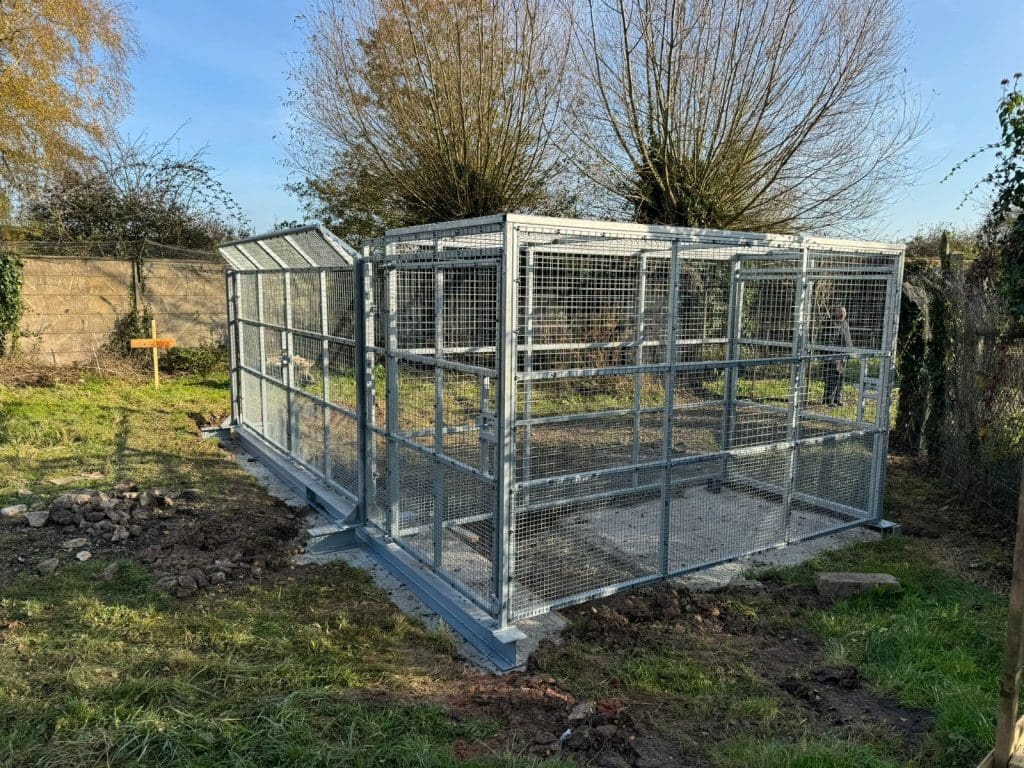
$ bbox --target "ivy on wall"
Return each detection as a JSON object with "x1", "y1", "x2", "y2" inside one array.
[{"x1": 0, "y1": 249, "x2": 24, "y2": 356}]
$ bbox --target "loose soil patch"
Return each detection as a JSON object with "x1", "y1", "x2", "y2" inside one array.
[
  {"x1": 445, "y1": 581, "x2": 933, "y2": 767},
  {"x1": 1, "y1": 480, "x2": 304, "y2": 595}
]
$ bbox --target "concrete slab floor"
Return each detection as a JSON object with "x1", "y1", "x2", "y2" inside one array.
[{"x1": 226, "y1": 437, "x2": 879, "y2": 672}]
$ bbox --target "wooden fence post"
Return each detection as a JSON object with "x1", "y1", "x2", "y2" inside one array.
[{"x1": 991, "y1": 459, "x2": 1024, "y2": 768}]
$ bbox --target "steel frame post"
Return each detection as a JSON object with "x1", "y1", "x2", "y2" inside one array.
[
  {"x1": 856, "y1": 355, "x2": 867, "y2": 423},
  {"x1": 782, "y1": 243, "x2": 813, "y2": 541},
  {"x1": 385, "y1": 264, "x2": 400, "y2": 537},
  {"x1": 868, "y1": 255, "x2": 905, "y2": 519},
  {"x1": 521, "y1": 247, "x2": 535, "y2": 511},
  {"x1": 255, "y1": 273, "x2": 269, "y2": 438},
  {"x1": 433, "y1": 257, "x2": 446, "y2": 569},
  {"x1": 494, "y1": 218, "x2": 519, "y2": 626},
  {"x1": 478, "y1": 376, "x2": 490, "y2": 474},
  {"x1": 225, "y1": 272, "x2": 242, "y2": 426},
  {"x1": 319, "y1": 269, "x2": 332, "y2": 479},
  {"x1": 659, "y1": 240, "x2": 682, "y2": 577},
  {"x1": 356, "y1": 255, "x2": 376, "y2": 524},
  {"x1": 283, "y1": 271, "x2": 296, "y2": 456},
  {"x1": 632, "y1": 252, "x2": 648, "y2": 488},
  {"x1": 720, "y1": 255, "x2": 743, "y2": 481}
]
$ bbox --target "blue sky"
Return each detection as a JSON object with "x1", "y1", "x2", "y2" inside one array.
[{"x1": 122, "y1": 0, "x2": 1024, "y2": 239}]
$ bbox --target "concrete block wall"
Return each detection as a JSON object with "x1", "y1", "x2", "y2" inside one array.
[{"x1": 19, "y1": 255, "x2": 226, "y2": 365}]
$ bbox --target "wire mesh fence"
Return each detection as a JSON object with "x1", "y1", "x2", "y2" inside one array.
[{"x1": 222, "y1": 216, "x2": 904, "y2": 627}]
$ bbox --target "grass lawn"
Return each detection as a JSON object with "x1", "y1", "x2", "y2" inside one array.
[{"x1": 0, "y1": 368, "x2": 1012, "y2": 767}]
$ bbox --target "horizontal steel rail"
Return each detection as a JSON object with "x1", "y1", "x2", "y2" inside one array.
[
  {"x1": 518, "y1": 352, "x2": 886, "y2": 381},
  {"x1": 515, "y1": 426, "x2": 876, "y2": 492}
]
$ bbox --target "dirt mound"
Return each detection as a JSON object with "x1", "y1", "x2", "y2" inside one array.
[
  {"x1": 564, "y1": 582, "x2": 762, "y2": 648},
  {"x1": 450, "y1": 674, "x2": 691, "y2": 768},
  {"x1": 519, "y1": 579, "x2": 931, "y2": 765},
  {"x1": 1, "y1": 482, "x2": 304, "y2": 595}
]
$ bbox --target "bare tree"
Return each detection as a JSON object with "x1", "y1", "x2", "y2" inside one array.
[
  {"x1": 288, "y1": 0, "x2": 576, "y2": 242},
  {"x1": 571, "y1": 0, "x2": 924, "y2": 233}
]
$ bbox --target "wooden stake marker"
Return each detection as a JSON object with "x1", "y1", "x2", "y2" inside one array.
[
  {"x1": 130, "y1": 319, "x2": 176, "y2": 388},
  {"x1": 978, "y1": 459, "x2": 1024, "y2": 768}
]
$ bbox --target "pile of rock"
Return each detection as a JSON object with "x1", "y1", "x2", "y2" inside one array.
[
  {"x1": 22, "y1": 484, "x2": 197, "y2": 544},
  {"x1": 152, "y1": 563, "x2": 232, "y2": 598}
]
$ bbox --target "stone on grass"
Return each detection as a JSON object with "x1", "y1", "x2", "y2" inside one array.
[
  {"x1": 184, "y1": 567, "x2": 209, "y2": 588},
  {"x1": 97, "y1": 562, "x2": 120, "y2": 582},
  {"x1": 25, "y1": 509, "x2": 49, "y2": 527},
  {"x1": 140, "y1": 489, "x2": 170, "y2": 508},
  {"x1": 209, "y1": 570, "x2": 227, "y2": 585},
  {"x1": 76, "y1": 551, "x2": 92, "y2": 562},
  {"x1": 48, "y1": 507, "x2": 74, "y2": 526},
  {"x1": 61, "y1": 537, "x2": 89, "y2": 550},
  {"x1": 176, "y1": 574, "x2": 198, "y2": 597},
  {"x1": 568, "y1": 701, "x2": 597, "y2": 723},
  {"x1": 155, "y1": 575, "x2": 178, "y2": 591},
  {"x1": 730, "y1": 578, "x2": 765, "y2": 591},
  {"x1": 177, "y1": 488, "x2": 202, "y2": 502},
  {"x1": 1, "y1": 504, "x2": 27, "y2": 518},
  {"x1": 815, "y1": 572, "x2": 901, "y2": 600},
  {"x1": 37, "y1": 557, "x2": 59, "y2": 575}
]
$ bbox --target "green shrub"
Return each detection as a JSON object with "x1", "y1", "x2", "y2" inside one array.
[
  {"x1": 160, "y1": 342, "x2": 228, "y2": 376},
  {"x1": 0, "y1": 248, "x2": 24, "y2": 356},
  {"x1": 105, "y1": 303, "x2": 154, "y2": 359}
]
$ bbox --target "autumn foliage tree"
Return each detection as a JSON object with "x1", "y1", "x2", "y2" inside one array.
[
  {"x1": 288, "y1": 0, "x2": 575, "y2": 243},
  {"x1": 0, "y1": 0, "x2": 135, "y2": 218}
]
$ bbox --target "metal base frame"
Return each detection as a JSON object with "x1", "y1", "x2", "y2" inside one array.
[
  {"x1": 232, "y1": 426, "x2": 526, "y2": 670},
  {"x1": 234, "y1": 427, "x2": 358, "y2": 523}
]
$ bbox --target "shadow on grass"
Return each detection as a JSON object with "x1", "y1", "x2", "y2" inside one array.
[{"x1": 1, "y1": 559, "x2": 564, "y2": 768}]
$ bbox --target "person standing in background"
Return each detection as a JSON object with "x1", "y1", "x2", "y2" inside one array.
[{"x1": 822, "y1": 306, "x2": 852, "y2": 406}]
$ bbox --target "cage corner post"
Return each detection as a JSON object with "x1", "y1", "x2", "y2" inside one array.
[
  {"x1": 720, "y1": 253, "x2": 744, "y2": 484},
  {"x1": 781, "y1": 241, "x2": 813, "y2": 543},
  {"x1": 659, "y1": 238, "x2": 683, "y2": 578},
  {"x1": 354, "y1": 255, "x2": 374, "y2": 526},
  {"x1": 494, "y1": 218, "x2": 520, "y2": 629},
  {"x1": 868, "y1": 247, "x2": 906, "y2": 523},
  {"x1": 432, "y1": 234, "x2": 446, "y2": 570},
  {"x1": 384, "y1": 255, "x2": 400, "y2": 538},
  {"x1": 225, "y1": 270, "x2": 242, "y2": 428}
]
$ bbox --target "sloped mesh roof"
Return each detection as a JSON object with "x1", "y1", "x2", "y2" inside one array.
[{"x1": 218, "y1": 225, "x2": 357, "y2": 270}]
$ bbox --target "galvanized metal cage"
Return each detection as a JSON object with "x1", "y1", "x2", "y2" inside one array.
[{"x1": 221, "y1": 215, "x2": 904, "y2": 660}]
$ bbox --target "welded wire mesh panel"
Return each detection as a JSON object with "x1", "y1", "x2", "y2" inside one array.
[
  {"x1": 364, "y1": 220, "x2": 503, "y2": 613},
  {"x1": 223, "y1": 216, "x2": 902, "y2": 628},
  {"x1": 223, "y1": 259, "x2": 361, "y2": 502},
  {"x1": 505, "y1": 220, "x2": 902, "y2": 621}
]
